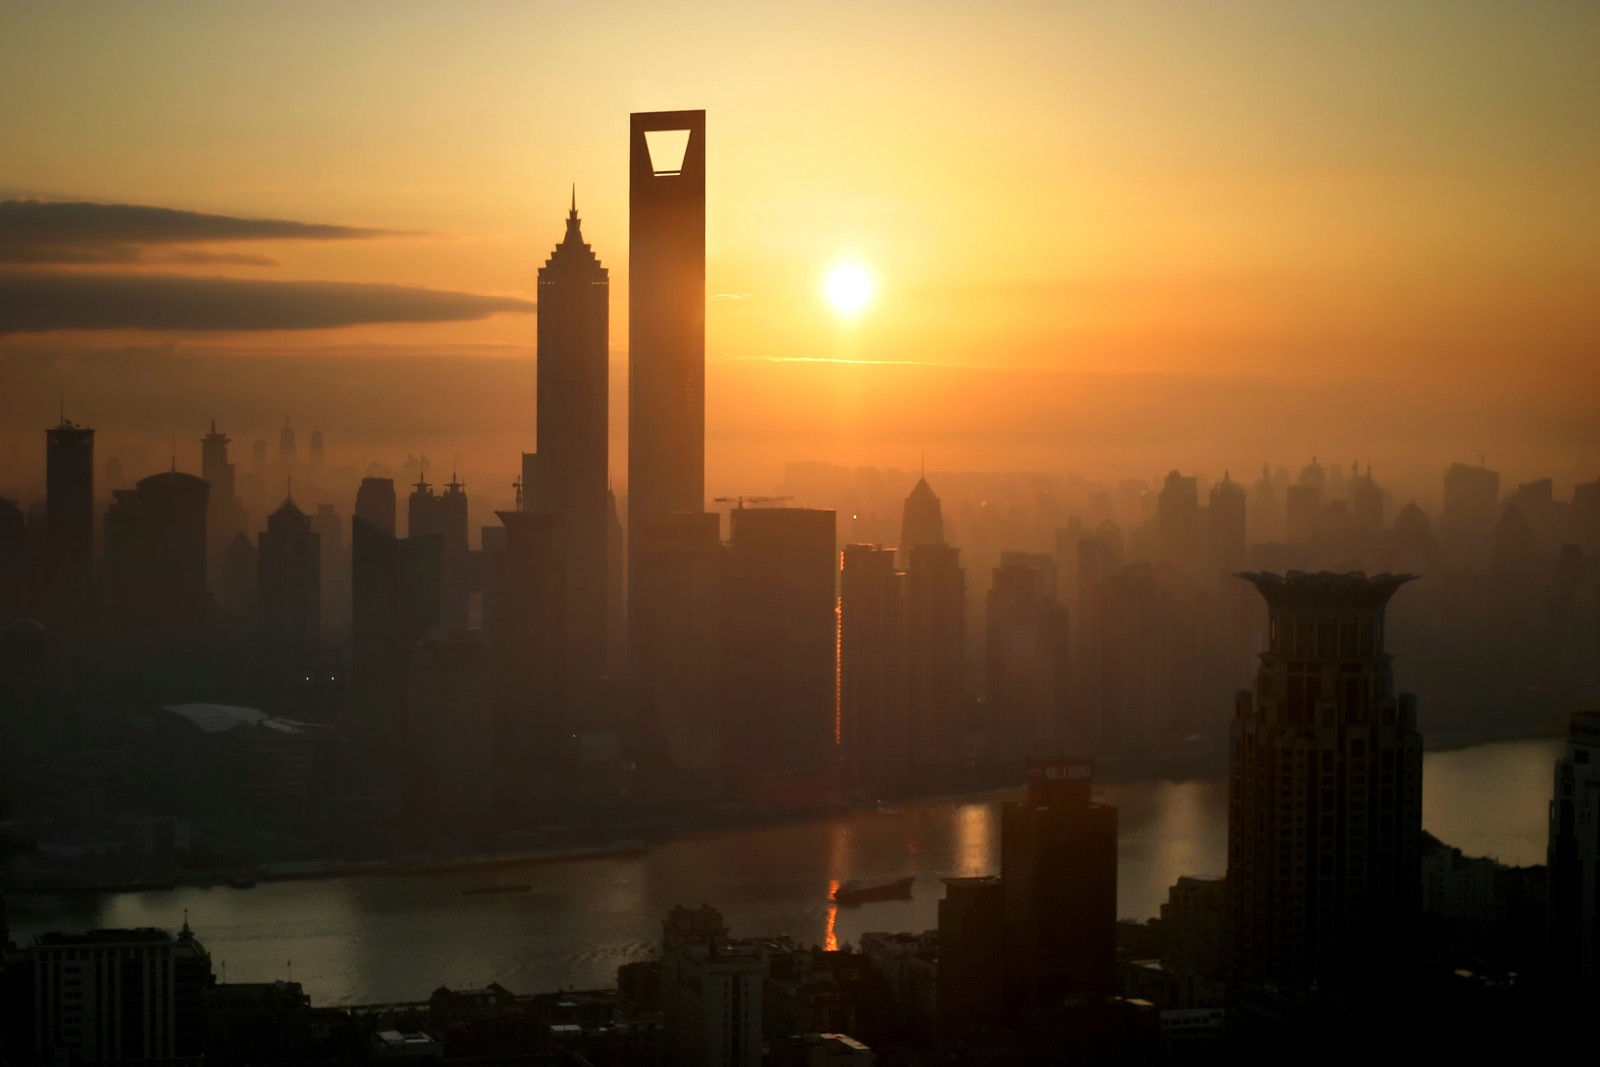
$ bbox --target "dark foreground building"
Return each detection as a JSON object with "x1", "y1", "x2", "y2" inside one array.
[{"x1": 1227, "y1": 570, "x2": 1422, "y2": 1055}]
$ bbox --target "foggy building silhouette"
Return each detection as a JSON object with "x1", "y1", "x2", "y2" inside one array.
[
  {"x1": 1157, "y1": 470, "x2": 1200, "y2": 575},
  {"x1": 985, "y1": 553, "x2": 1066, "y2": 764},
  {"x1": 725, "y1": 507, "x2": 837, "y2": 782},
  {"x1": 484, "y1": 510, "x2": 567, "y2": 779},
  {"x1": 1349, "y1": 464, "x2": 1384, "y2": 532},
  {"x1": 409, "y1": 475, "x2": 470, "y2": 633},
  {"x1": 103, "y1": 470, "x2": 211, "y2": 671},
  {"x1": 1284, "y1": 458, "x2": 1324, "y2": 547},
  {"x1": 311, "y1": 503, "x2": 348, "y2": 636},
  {"x1": 1207, "y1": 471, "x2": 1247, "y2": 575},
  {"x1": 1072, "y1": 525, "x2": 1123, "y2": 753},
  {"x1": 535, "y1": 190, "x2": 611, "y2": 706},
  {"x1": 1548, "y1": 710, "x2": 1600, "y2": 1006},
  {"x1": 45, "y1": 413, "x2": 94, "y2": 606},
  {"x1": 1001, "y1": 756, "x2": 1117, "y2": 1015},
  {"x1": 352, "y1": 477, "x2": 441, "y2": 734},
  {"x1": 628, "y1": 109, "x2": 707, "y2": 653},
  {"x1": 200, "y1": 420, "x2": 245, "y2": 595},
  {"x1": 1228, "y1": 571, "x2": 1422, "y2": 996},
  {"x1": 905, "y1": 543, "x2": 966, "y2": 770},
  {"x1": 257, "y1": 498, "x2": 321, "y2": 693},
  {"x1": 900, "y1": 475, "x2": 945, "y2": 552},
  {"x1": 1441, "y1": 461, "x2": 1500, "y2": 537},
  {"x1": 308, "y1": 426, "x2": 324, "y2": 468},
  {"x1": 355, "y1": 476, "x2": 396, "y2": 535},
  {"x1": 839, "y1": 543, "x2": 908, "y2": 789},
  {"x1": 278, "y1": 417, "x2": 296, "y2": 465}
]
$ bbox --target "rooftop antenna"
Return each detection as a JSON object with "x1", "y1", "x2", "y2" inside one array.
[
  {"x1": 58, "y1": 389, "x2": 65, "y2": 426},
  {"x1": 171, "y1": 431, "x2": 177, "y2": 473}
]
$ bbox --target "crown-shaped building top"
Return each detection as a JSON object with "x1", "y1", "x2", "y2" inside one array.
[{"x1": 540, "y1": 187, "x2": 608, "y2": 280}]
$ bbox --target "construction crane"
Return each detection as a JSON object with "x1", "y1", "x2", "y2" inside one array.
[{"x1": 713, "y1": 495, "x2": 794, "y2": 509}]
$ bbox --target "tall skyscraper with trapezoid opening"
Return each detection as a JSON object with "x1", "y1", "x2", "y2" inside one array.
[{"x1": 628, "y1": 110, "x2": 707, "y2": 570}]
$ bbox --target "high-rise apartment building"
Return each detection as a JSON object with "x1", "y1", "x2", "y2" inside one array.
[
  {"x1": 1001, "y1": 756, "x2": 1117, "y2": 1015},
  {"x1": 839, "y1": 543, "x2": 908, "y2": 788},
  {"x1": 1548, "y1": 710, "x2": 1600, "y2": 1005},
  {"x1": 1227, "y1": 570, "x2": 1422, "y2": 994},
  {"x1": 5, "y1": 924, "x2": 212, "y2": 1065},
  {"x1": 103, "y1": 471, "x2": 210, "y2": 656},
  {"x1": 1157, "y1": 470, "x2": 1200, "y2": 575},
  {"x1": 257, "y1": 498, "x2": 320, "y2": 688},
  {"x1": 985, "y1": 553, "x2": 1066, "y2": 764},
  {"x1": 1207, "y1": 472, "x2": 1247, "y2": 575},
  {"x1": 660, "y1": 905, "x2": 763, "y2": 1067},
  {"x1": 408, "y1": 476, "x2": 469, "y2": 632},
  {"x1": 905, "y1": 543, "x2": 965, "y2": 769},
  {"x1": 725, "y1": 507, "x2": 837, "y2": 777},
  {"x1": 536, "y1": 191, "x2": 610, "y2": 700}
]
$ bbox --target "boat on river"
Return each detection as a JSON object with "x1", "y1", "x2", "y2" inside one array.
[{"x1": 831, "y1": 875, "x2": 914, "y2": 906}]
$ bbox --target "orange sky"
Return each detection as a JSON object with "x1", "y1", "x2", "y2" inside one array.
[{"x1": 2, "y1": 2, "x2": 1596, "y2": 497}]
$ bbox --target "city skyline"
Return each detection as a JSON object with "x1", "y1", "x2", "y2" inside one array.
[{"x1": 2, "y1": 6, "x2": 1597, "y2": 1058}]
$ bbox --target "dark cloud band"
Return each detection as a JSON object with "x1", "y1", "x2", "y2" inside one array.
[
  {"x1": 0, "y1": 271, "x2": 533, "y2": 333},
  {"x1": 0, "y1": 199, "x2": 395, "y2": 265}
]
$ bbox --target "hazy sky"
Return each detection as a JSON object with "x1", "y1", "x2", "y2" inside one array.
[{"x1": 2, "y1": 1, "x2": 1596, "y2": 498}]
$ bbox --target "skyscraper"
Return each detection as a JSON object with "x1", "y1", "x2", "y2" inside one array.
[
  {"x1": 354, "y1": 476, "x2": 397, "y2": 536},
  {"x1": 45, "y1": 413, "x2": 94, "y2": 596},
  {"x1": 257, "y1": 498, "x2": 320, "y2": 689},
  {"x1": 200, "y1": 420, "x2": 244, "y2": 594},
  {"x1": 985, "y1": 553, "x2": 1066, "y2": 764},
  {"x1": 536, "y1": 190, "x2": 610, "y2": 699},
  {"x1": 725, "y1": 507, "x2": 837, "y2": 779},
  {"x1": 1157, "y1": 470, "x2": 1200, "y2": 575},
  {"x1": 900, "y1": 475, "x2": 945, "y2": 551},
  {"x1": 839, "y1": 543, "x2": 908, "y2": 789},
  {"x1": 905, "y1": 542, "x2": 965, "y2": 770},
  {"x1": 628, "y1": 109, "x2": 707, "y2": 575},
  {"x1": 1228, "y1": 570, "x2": 1422, "y2": 995},
  {"x1": 1207, "y1": 471, "x2": 1247, "y2": 575},
  {"x1": 1001, "y1": 756, "x2": 1117, "y2": 1015},
  {"x1": 103, "y1": 470, "x2": 211, "y2": 656}
]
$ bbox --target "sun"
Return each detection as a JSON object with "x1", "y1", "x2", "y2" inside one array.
[{"x1": 824, "y1": 262, "x2": 875, "y2": 315}]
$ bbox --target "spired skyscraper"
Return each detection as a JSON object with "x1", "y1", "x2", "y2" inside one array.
[
  {"x1": 1228, "y1": 570, "x2": 1422, "y2": 999},
  {"x1": 536, "y1": 190, "x2": 610, "y2": 702}
]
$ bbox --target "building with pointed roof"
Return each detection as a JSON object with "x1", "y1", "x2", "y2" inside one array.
[
  {"x1": 536, "y1": 190, "x2": 610, "y2": 705},
  {"x1": 900, "y1": 474, "x2": 945, "y2": 550}
]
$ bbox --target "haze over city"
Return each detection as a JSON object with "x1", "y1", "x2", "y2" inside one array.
[
  {"x1": 2, "y1": 2, "x2": 1596, "y2": 500},
  {"x1": 1, "y1": 4, "x2": 1598, "y2": 1065}
]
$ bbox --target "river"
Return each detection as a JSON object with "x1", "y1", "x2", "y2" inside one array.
[{"x1": 4, "y1": 737, "x2": 1562, "y2": 1006}]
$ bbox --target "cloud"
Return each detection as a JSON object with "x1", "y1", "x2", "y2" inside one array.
[
  {"x1": 0, "y1": 271, "x2": 533, "y2": 333},
  {"x1": 0, "y1": 199, "x2": 396, "y2": 265}
]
